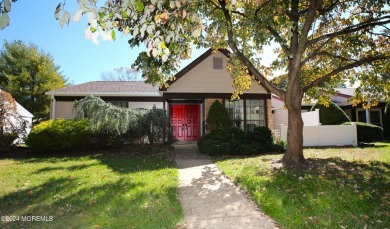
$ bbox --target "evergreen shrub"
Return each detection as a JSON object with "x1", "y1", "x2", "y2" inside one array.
[
  {"x1": 383, "y1": 102, "x2": 390, "y2": 140},
  {"x1": 140, "y1": 108, "x2": 170, "y2": 144},
  {"x1": 343, "y1": 122, "x2": 383, "y2": 143},
  {"x1": 311, "y1": 101, "x2": 350, "y2": 125},
  {"x1": 0, "y1": 132, "x2": 18, "y2": 146},
  {"x1": 206, "y1": 100, "x2": 232, "y2": 131},
  {"x1": 198, "y1": 126, "x2": 285, "y2": 156},
  {"x1": 26, "y1": 119, "x2": 91, "y2": 153}
]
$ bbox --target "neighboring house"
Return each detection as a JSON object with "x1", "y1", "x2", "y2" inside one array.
[
  {"x1": 272, "y1": 87, "x2": 388, "y2": 129},
  {"x1": 0, "y1": 89, "x2": 34, "y2": 143},
  {"x1": 46, "y1": 49, "x2": 272, "y2": 141}
]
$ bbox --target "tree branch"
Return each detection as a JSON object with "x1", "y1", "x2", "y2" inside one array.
[
  {"x1": 298, "y1": 0, "x2": 323, "y2": 50},
  {"x1": 254, "y1": 0, "x2": 273, "y2": 18},
  {"x1": 266, "y1": 26, "x2": 290, "y2": 54},
  {"x1": 301, "y1": 37, "x2": 333, "y2": 66},
  {"x1": 302, "y1": 55, "x2": 390, "y2": 92},
  {"x1": 307, "y1": 16, "x2": 390, "y2": 47},
  {"x1": 217, "y1": 0, "x2": 285, "y2": 99}
]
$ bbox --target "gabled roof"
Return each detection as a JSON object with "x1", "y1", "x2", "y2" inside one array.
[
  {"x1": 46, "y1": 81, "x2": 161, "y2": 97},
  {"x1": 161, "y1": 48, "x2": 230, "y2": 91},
  {"x1": 0, "y1": 89, "x2": 34, "y2": 118}
]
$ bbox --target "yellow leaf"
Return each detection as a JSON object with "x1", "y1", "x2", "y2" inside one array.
[{"x1": 160, "y1": 41, "x2": 167, "y2": 49}]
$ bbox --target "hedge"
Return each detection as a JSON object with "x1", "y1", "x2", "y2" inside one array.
[
  {"x1": 343, "y1": 122, "x2": 383, "y2": 143},
  {"x1": 198, "y1": 126, "x2": 285, "y2": 156},
  {"x1": 383, "y1": 102, "x2": 390, "y2": 140},
  {"x1": 26, "y1": 119, "x2": 91, "y2": 153},
  {"x1": 311, "y1": 101, "x2": 350, "y2": 125}
]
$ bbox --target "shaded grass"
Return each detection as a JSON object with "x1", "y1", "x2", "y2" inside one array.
[
  {"x1": 0, "y1": 146, "x2": 183, "y2": 228},
  {"x1": 216, "y1": 143, "x2": 390, "y2": 228}
]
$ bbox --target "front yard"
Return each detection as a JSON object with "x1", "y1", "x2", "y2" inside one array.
[
  {"x1": 216, "y1": 143, "x2": 390, "y2": 229},
  {"x1": 0, "y1": 147, "x2": 183, "y2": 229}
]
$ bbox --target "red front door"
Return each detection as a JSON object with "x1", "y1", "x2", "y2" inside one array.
[{"x1": 170, "y1": 105, "x2": 200, "y2": 141}]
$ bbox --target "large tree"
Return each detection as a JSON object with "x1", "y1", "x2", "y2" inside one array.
[
  {"x1": 4, "y1": 1, "x2": 388, "y2": 165},
  {"x1": 64, "y1": 0, "x2": 389, "y2": 166},
  {"x1": 0, "y1": 40, "x2": 67, "y2": 123}
]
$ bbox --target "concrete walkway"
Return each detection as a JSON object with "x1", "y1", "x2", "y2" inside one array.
[{"x1": 174, "y1": 142, "x2": 277, "y2": 229}]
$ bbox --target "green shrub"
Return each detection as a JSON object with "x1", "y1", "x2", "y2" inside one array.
[
  {"x1": 311, "y1": 101, "x2": 350, "y2": 125},
  {"x1": 0, "y1": 132, "x2": 18, "y2": 146},
  {"x1": 206, "y1": 100, "x2": 232, "y2": 131},
  {"x1": 343, "y1": 122, "x2": 383, "y2": 143},
  {"x1": 383, "y1": 102, "x2": 390, "y2": 140},
  {"x1": 141, "y1": 108, "x2": 170, "y2": 144},
  {"x1": 197, "y1": 127, "x2": 245, "y2": 156},
  {"x1": 198, "y1": 126, "x2": 284, "y2": 156},
  {"x1": 26, "y1": 119, "x2": 91, "y2": 153},
  {"x1": 127, "y1": 108, "x2": 170, "y2": 144}
]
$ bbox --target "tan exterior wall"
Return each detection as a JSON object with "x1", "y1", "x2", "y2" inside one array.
[
  {"x1": 55, "y1": 101, "x2": 75, "y2": 119},
  {"x1": 127, "y1": 102, "x2": 164, "y2": 110},
  {"x1": 167, "y1": 52, "x2": 268, "y2": 94}
]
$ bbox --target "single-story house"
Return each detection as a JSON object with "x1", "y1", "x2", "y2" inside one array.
[
  {"x1": 272, "y1": 88, "x2": 388, "y2": 129},
  {"x1": 46, "y1": 49, "x2": 272, "y2": 141}
]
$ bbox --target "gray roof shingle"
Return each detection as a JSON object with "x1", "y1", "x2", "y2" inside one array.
[{"x1": 46, "y1": 81, "x2": 162, "y2": 97}]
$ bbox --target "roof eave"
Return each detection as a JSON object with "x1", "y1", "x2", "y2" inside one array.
[{"x1": 46, "y1": 91, "x2": 162, "y2": 97}]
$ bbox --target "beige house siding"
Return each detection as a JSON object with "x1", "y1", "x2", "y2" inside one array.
[
  {"x1": 127, "y1": 102, "x2": 164, "y2": 110},
  {"x1": 55, "y1": 101, "x2": 75, "y2": 119},
  {"x1": 167, "y1": 52, "x2": 268, "y2": 94}
]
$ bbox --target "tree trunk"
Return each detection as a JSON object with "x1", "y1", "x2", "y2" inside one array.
[
  {"x1": 282, "y1": 86, "x2": 306, "y2": 166},
  {"x1": 282, "y1": 105, "x2": 306, "y2": 166}
]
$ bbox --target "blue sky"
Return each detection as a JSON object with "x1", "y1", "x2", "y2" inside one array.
[{"x1": 0, "y1": 0, "x2": 207, "y2": 85}]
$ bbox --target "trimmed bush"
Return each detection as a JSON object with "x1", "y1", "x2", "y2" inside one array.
[
  {"x1": 0, "y1": 132, "x2": 18, "y2": 146},
  {"x1": 198, "y1": 126, "x2": 285, "y2": 156},
  {"x1": 311, "y1": 101, "x2": 350, "y2": 125},
  {"x1": 206, "y1": 100, "x2": 232, "y2": 131},
  {"x1": 140, "y1": 108, "x2": 170, "y2": 144},
  {"x1": 197, "y1": 127, "x2": 246, "y2": 156},
  {"x1": 383, "y1": 102, "x2": 390, "y2": 140},
  {"x1": 343, "y1": 122, "x2": 383, "y2": 143},
  {"x1": 26, "y1": 119, "x2": 91, "y2": 153}
]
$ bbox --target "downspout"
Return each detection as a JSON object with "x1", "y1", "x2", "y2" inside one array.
[
  {"x1": 365, "y1": 101, "x2": 370, "y2": 124},
  {"x1": 51, "y1": 95, "x2": 56, "y2": 120}
]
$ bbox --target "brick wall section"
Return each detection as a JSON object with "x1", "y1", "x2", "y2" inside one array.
[{"x1": 267, "y1": 98, "x2": 273, "y2": 129}]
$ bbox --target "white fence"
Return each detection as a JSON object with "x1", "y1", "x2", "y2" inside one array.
[
  {"x1": 280, "y1": 123, "x2": 358, "y2": 147},
  {"x1": 302, "y1": 109, "x2": 320, "y2": 126}
]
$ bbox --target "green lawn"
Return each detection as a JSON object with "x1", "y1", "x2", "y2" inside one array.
[
  {"x1": 0, "y1": 146, "x2": 183, "y2": 229},
  {"x1": 216, "y1": 143, "x2": 390, "y2": 229}
]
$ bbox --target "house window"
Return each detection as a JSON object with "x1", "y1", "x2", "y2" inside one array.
[
  {"x1": 108, "y1": 101, "x2": 128, "y2": 108},
  {"x1": 225, "y1": 99, "x2": 266, "y2": 131},
  {"x1": 356, "y1": 108, "x2": 382, "y2": 127},
  {"x1": 246, "y1": 99, "x2": 265, "y2": 132},
  {"x1": 213, "y1": 57, "x2": 223, "y2": 69},
  {"x1": 225, "y1": 100, "x2": 244, "y2": 129}
]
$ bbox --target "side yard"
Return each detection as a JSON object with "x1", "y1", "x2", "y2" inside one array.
[
  {"x1": 0, "y1": 147, "x2": 183, "y2": 229},
  {"x1": 216, "y1": 143, "x2": 390, "y2": 229}
]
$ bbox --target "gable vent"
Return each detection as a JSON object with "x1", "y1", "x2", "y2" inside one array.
[{"x1": 213, "y1": 57, "x2": 223, "y2": 69}]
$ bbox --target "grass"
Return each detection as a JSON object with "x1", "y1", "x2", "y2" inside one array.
[
  {"x1": 0, "y1": 146, "x2": 183, "y2": 229},
  {"x1": 216, "y1": 143, "x2": 390, "y2": 229}
]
